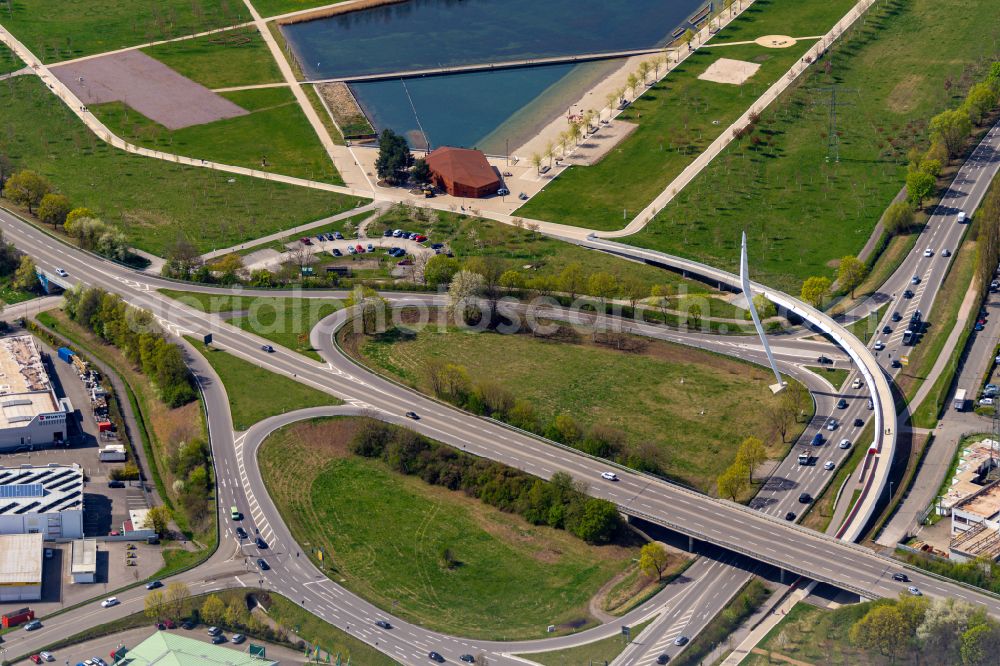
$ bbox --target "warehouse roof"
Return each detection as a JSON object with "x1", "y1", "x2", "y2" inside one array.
[
  {"x1": 0, "y1": 533, "x2": 42, "y2": 585},
  {"x1": 71, "y1": 538, "x2": 97, "y2": 574},
  {"x1": 121, "y1": 631, "x2": 277, "y2": 666},
  {"x1": 0, "y1": 335, "x2": 60, "y2": 429},
  {"x1": 0, "y1": 464, "x2": 84, "y2": 516},
  {"x1": 426, "y1": 146, "x2": 499, "y2": 188}
]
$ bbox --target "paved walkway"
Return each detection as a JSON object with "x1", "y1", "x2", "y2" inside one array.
[
  {"x1": 720, "y1": 582, "x2": 815, "y2": 665},
  {"x1": 213, "y1": 81, "x2": 291, "y2": 92}
]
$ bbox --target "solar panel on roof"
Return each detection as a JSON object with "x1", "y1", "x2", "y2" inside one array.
[{"x1": 0, "y1": 483, "x2": 43, "y2": 498}]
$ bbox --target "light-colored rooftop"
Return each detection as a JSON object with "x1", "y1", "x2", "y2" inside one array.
[
  {"x1": 957, "y1": 482, "x2": 1000, "y2": 520},
  {"x1": 951, "y1": 522, "x2": 1000, "y2": 560},
  {"x1": 0, "y1": 335, "x2": 59, "y2": 429},
  {"x1": 71, "y1": 538, "x2": 97, "y2": 574},
  {"x1": 0, "y1": 533, "x2": 42, "y2": 585},
  {"x1": 942, "y1": 439, "x2": 1000, "y2": 510},
  {"x1": 122, "y1": 631, "x2": 277, "y2": 666}
]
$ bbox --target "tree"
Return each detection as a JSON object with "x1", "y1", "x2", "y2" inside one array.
[
  {"x1": 64, "y1": 206, "x2": 94, "y2": 228},
  {"x1": 752, "y1": 293, "x2": 776, "y2": 319},
  {"x1": 530, "y1": 152, "x2": 542, "y2": 174},
  {"x1": 210, "y1": 253, "x2": 244, "y2": 284},
  {"x1": 549, "y1": 413, "x2": 582, "y2": 443},
  {"x1": 5, "y1": 170, "x2": 51, "y2": 214},
  {"x1": 906, "y1": 170, "x2": 936, "y2": 208},
  {"x1": 883, "y1": 201, "x2": 914, "y2": 236},
  {"x1": 682, "y1": 28, "x2": 695, "y2": 50},
  {"x1": 638, "y1": 60, "x2": 652, "y2": 85},
  {"x1": 961, "y1": 622, "x2": 1000, "y2": 666},
  {"x1": 929, "y1": 108, "x2": 972, "y2": 158},
  {"x1": 650, "y1": 284, "x2": 670, "y2": 320},
  {"x1": 38, "y1": 193, "x2": 71, "y2": 228},
  {"x1": 620, "y1": 277, "x2": 646, "y2": 310},
  {"x1": 464, "y1": 256, "x2": 506, "y2": 324},
  {"x1": 786, "y1": 380, "x2": 811, "y2": 423},
  {"x1": 165, "y1": 582, "x2": 191, "y2": 620},
  {"x1": 448, "y1": 270, "x2": 485, "y2": 323},
  {"x1": 201, "y1": 594, "x2": 226, "y2": 627},
  {"x1": 144, "y1": 590, "x2": 166, "y2": 621},
  {"x1": 425, "y1": 254, "x2": 460, "y2": 287},
  {"x1": 0, "y1": 154, "x2": 13, "y2": 197},
  {"x1": 374, "y1": 129, "x2": 413, "y2": 185},
  {"x1": 837, "y1": 255, "x2": 868, "y2": 297},
  {"x1": 587, "y1": 271, "x2": 618, "y2": 306},
  {"x1": 146, "y1": 505, "x2": 171, "y2": 535},
  {"x1": 768, "y1": 393, "x2": 797, "y2": 443},
  {"x1": 917, "y1": 598, "x2": 978, "y2": 663},
  {"x1": 12, "y1": 255, "x2": 36, "y2": 291},
  {"x1": 735, "y1": 436, "x2": 766, "y2": 483},
  {"x1": 717, "y1": 463, "x2": 748, "y2": 501},
  {"x1": 850, "y1": 604, "x2": 909, "y2": 659},
  {"x1": 626, "y1": 72, "x2": 639, "y2": 100},
  {"x1": 639, "y1": 542, "x2": 670, "y2": 580},
  {"x1": 346, "y1": 285, "x2": 389, "y2": 335},
  {"x1": 411, "y1": 158, "x2": 432, "y2": 187},
  {"x1": 568, "y1": 498, "x2": 621, "y2": 544},
  {"x1": 224, "y1": 598, "x2": 248, "y2": 629},
  {"x1": 559, "y1": 263, "x2": 586, "y2": 299},
  {"x1": 800, "y1": 276, "x2": 831, "y2": 307},
  {"x1": 964, "y1": 82, "x2": 998, "y2": 126},
  {"x1": 499, "y1": 270, "x2": 524, "y2": 290}
]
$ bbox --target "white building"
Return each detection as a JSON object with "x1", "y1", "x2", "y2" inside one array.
[
  {"x1": 0, "y1": 464, "x2": 84, "y2": 539},
  {"x1": 71, "y1": 538, "x2": 97, "y2": 583},
  {"x1": 0, "y1": 533, "x2": 42, "y2": 601},
  {"x1": 0, "y1": 336, "x2": 71, "y2": 451},
  {"x1": 123, "y1": 509, "x2": 156, "y2": 540},
  {"x1": 951, "y1": 480, "x2": 1000, "y2": 536}
]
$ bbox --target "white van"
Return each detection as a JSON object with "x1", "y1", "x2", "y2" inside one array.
[{"x1": 957, "y1": 211, "x2": 967, "y2": 223}]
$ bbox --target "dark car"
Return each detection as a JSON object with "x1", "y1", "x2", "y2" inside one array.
[
  {"x1": 429, "y1": 652, "x2": 445, "y2": 663},
  {"x1": 904, "y1": 289, "x2": 914, "y2": 298},
  {"x1": 837, "y1": 398, "x2": 848, "y2": 409},
  {"x1": 231, "y1": 634, "x2": 246, "y2": 644},
  {"x1": 460, "y1": 656, "x2": 475, "y2": 664},
  {"x1": 785, "y1": 512, "x2": 796, "y2": 521},
  {"x1": 146, "y1": 580, "x2": 163, "y2": 590},
  {"x1": 156, "y1": 622, "x2": 166, "y2": 630},
  {"x1": 891, "y1": 359, "x2": 902, "y2": 368},
  {"x1": 24, "y1": 620, "x2": 41, "y2": 631},
  {"x1": 108, "y1": 480, "x2": 125, "y2": 488},
  {"x1": 799, "y1": 492, "x2": 812, "y2": 504},
  {"x1": 376, "y1": 620, "x2": 392, "y2": 630},
  {"x1": 431, "y1": 243, "x2": 445, "y2": 249},
  {"x1": 656, "y1": 654, "x2": 671, "y2": 665},
  {"x1": 405, "y1": 411, "x2": 419, "y2": 420},
  {"x1": 891, "y1": 311, "x2": 902, "y2": 322},
  {"x1": 816, "y1": 355, "x2": 832, "y2": 364},
  {"x1": 854, "y1": 418, "x2": 864, "y2": 427},
  {"x1": 261, "y1": 345, "x2": 274, "y2": 353},
  {"x1": 332, "y1": 248, "x2": 342, "y2": 257},
  {"x1": 236, "y1": 527, "x2": 248, "y2": 540},
  {"x1": 882, "y1": 325, "x2": 892, "y2": 334},
  {"x1": 255, "y1": 537, "x2": 268, "y2": 549},
  {"x1": 257, "y1": 558, "x2": 269, "y2": 571},
  {"x1": 181, "y1": 621, "x2": 195, "y2": 630},
  {"x1": 893, "y1": 573, "x2": 909, "y2": 582},
  {"x1": 212, "y1": 635, "x2": 226, "y2": 645},
  {"x1": 383, "y1": 229, "x2": 392, "y2": 236}
]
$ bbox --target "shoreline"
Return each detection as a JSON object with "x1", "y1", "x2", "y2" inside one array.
[{"x1": 276, "y1": 0, "x2": 409, "y2": 26}]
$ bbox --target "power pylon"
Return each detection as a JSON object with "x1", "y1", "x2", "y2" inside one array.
[{"x1": 814, "y1": 85, "x2": 857, "y2": 163}]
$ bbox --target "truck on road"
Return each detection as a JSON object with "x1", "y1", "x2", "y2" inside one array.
[{"x1": 954, "y1": 388, "x2": 968, "y2": 411}]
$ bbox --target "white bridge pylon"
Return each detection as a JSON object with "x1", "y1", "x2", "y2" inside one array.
[{"x1": 740, "y1": 231, "x2": 786, "y2": 394}]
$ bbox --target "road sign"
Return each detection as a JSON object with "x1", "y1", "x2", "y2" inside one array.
[
  {"x1": 111, "y1": 646, "x2": 127, "y2": 663},
  {"x1": 203, "y1": 333, "x2": 213, "y2": 346},
  {"x1": 249, "y1": 644, "x2": 266, "y2": 659},
  {"x1": 621, "y1": 625, "x2": 631, "y2": 643}
]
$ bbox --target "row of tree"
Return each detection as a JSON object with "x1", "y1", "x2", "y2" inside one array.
[
  {"x1": 849, "y1": 594, "x2": 1000, "y2": 665},
  {"x1": 63, "y1": 285, "x2": 196, "y2": 407},
  {"x1": 167, "y1": 437, "x2": 214, "y2": 531},
  {"x1": 144, "y1": 588, "x2": 292, "y2": 646},
  {"x1": 350, "y1": 417, "x2": 625, "y2": 544}
]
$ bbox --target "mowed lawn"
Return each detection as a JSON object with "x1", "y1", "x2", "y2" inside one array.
[
  {"x1": 258, "y1": 417, "x2": 637, "y2": 639},
  {"x1": 0, "y1": 0, "x2": 250, "y2": 63},
  {"x1": 0, "y1": 77, "x2": 363, "y2": 255},
  {"x1": 187, "y1": 339, "x2": 339, "y2": 430},
  {"x1": 250, "y1": 0, "x2": 350, "y2": 17},
  {"x1": 628, "y1": 0, "x2": 1000, "y2": 291},
  {"x1": 0, "y1": 42, "x2": 21, "y2": 75},
  {"x1": 90, "y1": 86, "x2": 342, "y2": 185},
  {"x1": 163, "y1": 291, "x2": 343, "y2": 360},
  {"x1": 142, "y1": 26, "x2": 282, "y2": 89},
  {"x1": 358, "y1": 327, "x2": 796, "y2": 492},
  {"x1": 516, "y1": 0, "x2": 857, "y2": 230}
]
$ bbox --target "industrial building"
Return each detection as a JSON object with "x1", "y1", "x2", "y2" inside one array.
[
  {"x1": 122, "y1": 631, "x2": 278, "y2": 665},
  {"x1": 0, "y1": 464, "x2": 84, "y2": 539},
  {"x1": 0, "y1": 533, "x2": 43, "y2": 601},
  {"x1": 425, "y1": 146, "x2": 501, "y2": 198},
  {"x1": 71, "y1": 538, "x2": 97, "y2": 583},
  {"x1": 0, "y1": 335, "x2": 72, "y2": 451}
]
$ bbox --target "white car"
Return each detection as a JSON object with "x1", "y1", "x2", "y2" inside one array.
[
  {"x1": 39, "y1": 653, "x2": 54, "y2": 662},
  {"x1": 824, "y1": 461, "x2": 836, "y2": 471},
  {"x1": 839, "y1": 439, "x2": 852, "y2": 449},
  {"x1": 908, "y1": 586, "x2": 922, "y2": 596},
  {"x1": 873, "y1": 340, "x2": 885, "y2": 351},
  {"x1": 54, "y1": 268, "x2": 68, "y2": 277},
  {"x1": 923, "y1": 248, "x2": 933, "y2": 257},
  {"x1": 601, "y1": 471, "x2": 618, "y2": 481},
  {"x1": 980, "y1": 397, "x2": 994, "y2": 406},
  {"x1": 851, "y1": 378, "x2": 863, "y2": 389},
  {"x1": 101, "y1": 596, "x2": 119, "y2": 608},
  {"x1": 826, "y1": 419, "x2": 838, "y2": 431}
]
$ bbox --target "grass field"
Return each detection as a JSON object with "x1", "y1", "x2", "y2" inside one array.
[
  {"x1": 0, "y1": 42, "x2": 21, "y2": 75},
  {"x1": 349, "y1": 323, "x2": 800, "y2": 493},
  {"x1": 251, "y1": 0, "x2": 348, "y2": 18},
  {"x1": 90, "y1": 86, "x2": 342, "y2": 185},
  {"x1": 258, "y1": 417, "x2": 637, "y2": 639},
  {"x1": 164, "y1": 290, "x2": 342, "y2": 360},
  {"x1": 627, "y1": 0, "x2": 1000, "y2": 291},
  {"x1": 517, "y1": 0, "x2": 857, "y2": 231},
  {"x1": 519, "y1": 617, "x2": 654, "y2": 666},
  {"x1": 807, "y1": 366, "x2": 848, "y2": 389},
  {"x1": 187, "y1": 338, "x2": 339, "y2": 429},
  {"x1": 0, "y1": 76, "x2": 363, "y2": 256},
  {"x1": 141, "y1": 26, "x2": 282, "y2": 89},
  {"x1": 302, "y1": 84, "x2": 345, "y2": 145},
  {"x1": 0, "y1": 0, "x2": 251, "y2": 63},
  {"x1": 370, "y1": 205, "x2": 713, "y2": 295}
]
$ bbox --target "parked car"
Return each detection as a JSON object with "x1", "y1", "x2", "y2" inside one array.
[
  {"x1": 355, "y1": 244, "x2": 364, "y2": 253},
  {"x1": 181, "y1": 621, "x2": 195, "y2": 630},
  {"x1": 601, "y1": 471, "x2": 618, "y2": 481},
  {"x1": 164, "y1": 619, "x2": 176, "y2": 629},
  {"x1": 207, "y1": 627, "x2": 222, "y2": 636},
  {"x1": 108, "y1": 480, "x2": 125, "y2": 488},
  {"x1": 383, "y1": 229, "x2": 393, "y2": 236},
  {"x1": 367, "y1": 243, "x2": 374, "y2": 252},
  {"x1": 980, "y1": 397, "x2": 994, "y2": 406},
  {"x1": 347, "y1": 245, "x2": 356, "y2": 254},
  {"x1": 431, "y1": 243, "x2": 445, "y2": 249},
  {"x1": 414, "y1": 234, "x2": 428, "y2": 242},
  {"x1": 334, "y1": 231, "x2": 343, "y2": 240},
  {"x1": 212, "y1": 635, "x2": 226, "y2": 644},
  {"x1": 231, "y1": 634, "x2": 246, "y2": 644},
  {"x1": 300, "y1": 237, "x2": 312, "y2": 245},
  {"x1": 332, "y1": 248, "x2": 342, "y2": 257},
  {"x1": 882, "y1": 325, "x2": 892, "y2": 334},
  {"x1": 497, "y1": 187, "x2": 510, "y2": 196},
  {"x1": 29, "y1": 656, "x2": 42, "y2": 664},
  {"x1": 101, "y1": 597, "x2": 119, "y2": 608},
  {"x1": 519, "y1": 192, "x2": 528, "y2": 200}
]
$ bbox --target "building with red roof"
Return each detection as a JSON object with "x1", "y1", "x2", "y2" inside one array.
[{"x1": 425, "y1": 146, "x2": 501, "y2": 198}]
